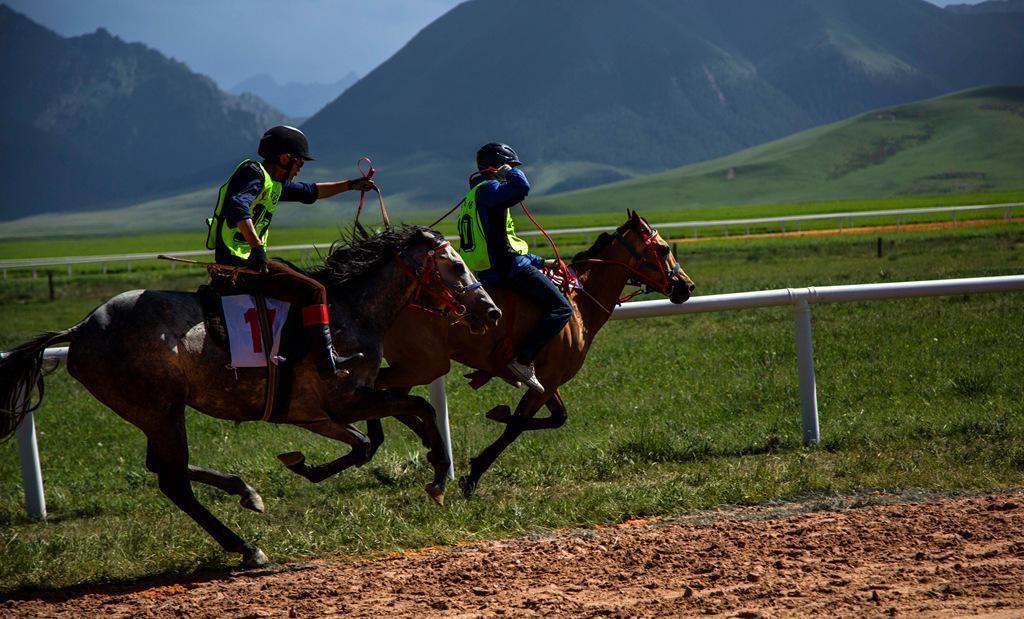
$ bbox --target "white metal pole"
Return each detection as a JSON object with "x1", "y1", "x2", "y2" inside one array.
[
  {"x1": 428, "y1": 376, "x2": 455, "y2": 480},
  {"x1": 793, "y1": 299, "x2": 820, "y2": 446},
  {"x1": 15, "y1": 387, "x2": 47, "y2": 520}
]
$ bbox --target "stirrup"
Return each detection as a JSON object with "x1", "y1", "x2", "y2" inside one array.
[{"x1": 334, "y1": 351, "x2": 365, "y2": 367}]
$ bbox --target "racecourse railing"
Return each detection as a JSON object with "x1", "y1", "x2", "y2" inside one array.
[
  {"x1": 9, "y1": 273, "x2": 1024, "y2": 519},
  {"x1": 2, "y1": 202, "x2": 1020, "y2": 276}
]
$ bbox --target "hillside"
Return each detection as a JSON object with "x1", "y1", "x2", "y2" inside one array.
[
  {"x1": 529, "y1": 86, "x2": 1024, "y2": 213},
  {"x1": 1, "y1": 87, "x2": 1021, "y2": 240},
  {"x1": 301, "y1": 0, "x2": 1024, "y2": 207},
  {"x1": 0, "y1": 4, "x2": 285, "y2": 220}
]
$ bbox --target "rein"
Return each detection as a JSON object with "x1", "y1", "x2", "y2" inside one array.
[
  {"x1": 573, "y1": 228, "x2": 682, "y2": 307},
  {"x1": 393, "y1": 240, "x2": 481, "y2": 321},
  {"x1": 353, "y1": 157, "x2": 391, "y2": 233}
]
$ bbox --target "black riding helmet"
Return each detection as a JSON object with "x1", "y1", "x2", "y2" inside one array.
[
  {"x1": 476, "y1": 142, "x2": 521, "y2": 170},
  {"x1": 258, "y1": 125, "x2": 315, "y2": 161}
]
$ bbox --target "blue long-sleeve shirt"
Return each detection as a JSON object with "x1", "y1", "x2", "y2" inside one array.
[{"x1": 473, "y1": 167, "x2": 535, "y2": 282}]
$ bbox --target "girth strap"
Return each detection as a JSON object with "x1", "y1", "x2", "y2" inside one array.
[{"x1": 254, "y1": 295, "x2": 279, "y2": 422}]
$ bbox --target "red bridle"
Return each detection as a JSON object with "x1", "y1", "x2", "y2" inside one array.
[
  {"x1": 575, "y1": 228, "x2": 683, "y2": 304},
  {"x1": 394, "y1": 241, "x2": 482, "y2": 319}
]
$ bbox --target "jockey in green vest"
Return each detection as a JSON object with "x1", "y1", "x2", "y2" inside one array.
[
  {"x1": 206, "y1": 125, "x2": 374, "y2": 380},
  {"x1": 457, "y1": 143, "x2": 573, "y2": 394}
]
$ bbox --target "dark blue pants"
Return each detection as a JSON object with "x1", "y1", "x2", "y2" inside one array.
[{"x1": 506, "y1": 263, "x2": 573, "y2": 363}]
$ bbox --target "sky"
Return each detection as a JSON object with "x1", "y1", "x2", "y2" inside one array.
[
  {"x1": 4, "y1": 0, "x2": 465, "y2": 88},
  {"x1": 5, "y1": 0, "x2": 986, "y2": 89}
]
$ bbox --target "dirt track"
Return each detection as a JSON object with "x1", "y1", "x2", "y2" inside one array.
[{"x1": 5, "y1": 492, "x2": 1024, "y2": 618}]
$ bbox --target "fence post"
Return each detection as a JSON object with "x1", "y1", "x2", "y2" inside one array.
[
  {"x1": 15, "y1": 384, "x2": 47, "y2": 520},
  {"x1": 792, "y1": 298, "x2": 820, "y2": 446},
  {"x1": 428, "y1": 377, "x2": 455, "y2": 480}
]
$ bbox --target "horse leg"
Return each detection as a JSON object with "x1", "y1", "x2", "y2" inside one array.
[
  {"x1": 144, "y1": 420, "x2": 268, "y2": 569},
  {"x1": 495, "y1": 389, "x2": 568, "y2": 431},
  {"x1": 364, "y1": 386, "x2": 416, "y2": 461},
  {"x1": 277, "y1": 422, "x2": 372, "y2": 483},
  {"x1": 335, "y1": 388, "x2": 450, "y2": 505},
  {"x1": 460, "y1": 389, "x2": 567, "y2": 497},
  {"x1": 366, "y1": 419, "x2": 385, "y2": 460},
  {"x1": 187, "y1": 466, "x2": 265, "y2": 513}
]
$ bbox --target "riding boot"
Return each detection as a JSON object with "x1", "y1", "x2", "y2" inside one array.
[{"x1": 304, "y1": 324, "x2": 363, "y2": 380}]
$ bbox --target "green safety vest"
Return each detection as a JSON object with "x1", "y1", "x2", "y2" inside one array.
[
  {"x1": 457, "y1": 180, "x2": 529, "y2": 272},
  {"x1": 205, "y1": 160, "x2": 282, "y2": 260}
]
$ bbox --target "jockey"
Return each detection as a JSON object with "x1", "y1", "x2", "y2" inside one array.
[
  {"x1": 456, "y1": 142, "x2": 573, "y2": 393},
  {"x1": 206, "y1": 125, "x2": 371, "y2": 380}
]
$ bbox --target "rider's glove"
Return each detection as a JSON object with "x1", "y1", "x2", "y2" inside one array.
[
  {"x1": 248, "y1": 245, "x2": 269, "y2": 273},
  {"x1": 347, "y1": 178, "x2": 376, "y2": 192}
]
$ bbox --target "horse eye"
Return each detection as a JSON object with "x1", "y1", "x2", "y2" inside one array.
[{"x1": 658, "y1": 245, "x2": 670, "y2": 257}]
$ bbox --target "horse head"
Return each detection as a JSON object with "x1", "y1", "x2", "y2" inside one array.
[
  {"x1": 397, "y1": 227, "x2": 502, "y2": 334},
  {"x1": 609, "y1": 210, "x2": 696, "y2": 304}
]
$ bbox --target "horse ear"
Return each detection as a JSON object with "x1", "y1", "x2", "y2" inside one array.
[{"x1": 418, "y1": 228, "x2": 437, "y2": 245}]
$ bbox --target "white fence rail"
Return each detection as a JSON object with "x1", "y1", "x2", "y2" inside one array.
[
  {"x1": 3, "y1": 203, "x2": 1020, "y2": 274},
  {"x1": 9, "y1": 274, "x2": 1024, "y2": 519}
]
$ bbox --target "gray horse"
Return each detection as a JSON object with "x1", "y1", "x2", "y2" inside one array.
[{"x1": 0, "y1": 225, "x2": 500, "y2": 568}]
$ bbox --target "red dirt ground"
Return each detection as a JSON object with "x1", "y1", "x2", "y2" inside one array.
[{"x1": 5, "y1": 492, "x2": 1024, "y2": 618}]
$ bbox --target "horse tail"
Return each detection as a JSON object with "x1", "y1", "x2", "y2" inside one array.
[{"x1": 0, "y1": 329, "x2": 73, "y2": 443}]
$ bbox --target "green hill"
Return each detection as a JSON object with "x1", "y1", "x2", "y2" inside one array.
[{"x1": 529, "y1": 86, "x2": 1024, "y2": 213}]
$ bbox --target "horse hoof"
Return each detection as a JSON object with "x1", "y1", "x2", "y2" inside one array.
[
  {"x1": 485, "y1": 405, "x2": 512, "y2": 423},
  {"x1": 277, "y1": 452, "x2": 305, "y2": 468},
  {"x1": 240, "y1": 492, "x2": 265, "y2": 513},
  {"x1": 425, "y1": 484, "x2": 445, "y2": 507},
  {"x1": 458, "y1": 476, "x2": 477, "y2": 498},
  {"x1": 241, "y1": 548, "x2": 270, "y2": 569}
]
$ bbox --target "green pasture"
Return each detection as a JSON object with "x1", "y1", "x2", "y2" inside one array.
[
  {"x1": 1, "y1": 224, "x2": 1023, "y2": 593},
  {"x1": 2, "y1": 190, "x2": 1023, "y2": 269}
]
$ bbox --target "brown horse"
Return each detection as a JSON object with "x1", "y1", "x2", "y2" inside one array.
[
  {"x1": 375, "y1": 211, "x2": 695, "y2": 496},
  {"x1": 0, "y1": 226, "x2": 500, "y2": 567}
]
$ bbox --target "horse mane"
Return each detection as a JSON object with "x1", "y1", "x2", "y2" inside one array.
[
  {"x1": 572, "y1": 217, "x2": 639, "y2": 263},
  {"x1": 305, "y1": 225, "x2": 442, "y2": 290}
]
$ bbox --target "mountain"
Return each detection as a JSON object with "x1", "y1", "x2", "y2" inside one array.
[
  {"x1": 529, "y1": 86, "x2": 1024, "y2": 213},
  {"x1": 230, "y1": 72, "x2": 359, "y2": 120},
  {"x1": 301, "y1": 0, "x2": 1024, "y2": 207},
  {"x1": 945, "y1": 0, "x2": 1024, "y2": 13},
  {"x1": 0, "y1": 4, "x2": 285, "y2": 221},
  {"x1": 3, "y1": 86, "x2": 1020, "y2": 240}
]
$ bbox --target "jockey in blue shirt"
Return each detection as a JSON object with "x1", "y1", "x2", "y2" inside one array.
[{"x1": 456, "y1": 143, "x2": 573, "y2": 393}]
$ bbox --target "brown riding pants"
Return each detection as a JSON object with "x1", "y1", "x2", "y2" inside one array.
[{"x1": 228, "y1": 261, "x2": 328, "y2": 324}]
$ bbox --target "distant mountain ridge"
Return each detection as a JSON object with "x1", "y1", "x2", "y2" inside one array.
[
  {"x1": 302, "y1": 0, "x2": 1024, "y2": 207},
  {"x1": 229, "y1": 72, "x2": 359, "y2": 120},
  {"x1": 945, "y1": 0, "x2": 1024, "y2": 14},
  {"x1": 0, "y1": 4, "x2": 285, "y2": 221}
]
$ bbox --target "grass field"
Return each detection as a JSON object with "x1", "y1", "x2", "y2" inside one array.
[
  {"x1": 2, "y1": 191, "x2": 1023, "y2": 268},
  {"x1": 1, "y1": 220, "x2": 1023, "y2": 593}
]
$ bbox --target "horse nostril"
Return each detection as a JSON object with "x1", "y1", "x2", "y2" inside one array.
[
  {"x1": 488, "y1": 308, "x2": 502, "y2": 322},
  {"x1": 687, "y1": 283, "x2": 696, "y2": 292}
]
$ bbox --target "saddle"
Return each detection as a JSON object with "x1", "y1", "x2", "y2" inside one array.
[{"x1": 196, "y1": 282, "x2": 306, "y2": 423}]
